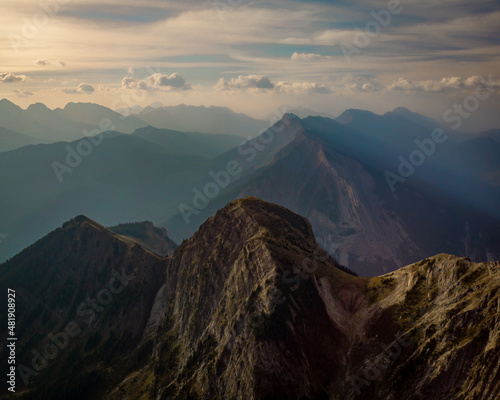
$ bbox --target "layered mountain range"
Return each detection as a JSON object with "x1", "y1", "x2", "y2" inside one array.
[
  {"x1": 0, "y1": 100, "x2": 268, "y2": 150},
  {"x1": 0, "y1": 197, "x2": 498, "y2": 399},
  {"x1": 0, "y1": 101, "x2": 499, "y2": 277}
]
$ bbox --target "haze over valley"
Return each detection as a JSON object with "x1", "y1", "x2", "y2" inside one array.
[{"x1": 1, "y1": 0, "x2": 499, "y2": 398}]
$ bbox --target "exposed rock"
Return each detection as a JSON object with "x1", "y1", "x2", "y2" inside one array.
[{"x1": 0, "y1": 199, "x2": 498, "y2": 400}]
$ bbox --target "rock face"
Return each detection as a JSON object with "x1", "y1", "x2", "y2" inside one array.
[
  {"x1": 0, "y1": 198, "x2": 499, "y2": 400},
  {"x1": 236, "y1": 131, "x2": 422, "y2": 276},
  {"x1": 0, "y1": 216, "x2": 167, "y2": 399}
]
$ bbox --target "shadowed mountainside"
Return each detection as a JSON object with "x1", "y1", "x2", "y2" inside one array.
[{"x1": 0, "y1": 197, "x2": 498, "y2": 399}]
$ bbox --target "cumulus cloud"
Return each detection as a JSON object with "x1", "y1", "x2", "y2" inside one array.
[
  {"x1": 215, "y1": 74, "x2": 331, "y2": 94},
  {"x1": 341, "y1": 75, "x2": 382, "y2": 93},
  {"x1": 290, "y1": 52, "x2": 329, "y2": 62},
  {"x1": 122, "y1": 72, "x2": 191, "y2": 91},
  {"x1": 13, "y1": 90, "x2": 34, "y2": 97},
  {"x1": 215, "y1": 75, "x2": 275, "y2": 91},
  {"x1": 35, "y1": 59, "x2": 51, "y2": 66},
  {"x1": 348, "y1": 82, "x2": 380, "y2": 92},
  {"x1": 61, "y1": 83, "x2": 95, "y2": 94},
  {"x1": 0, "y1": 72, "x2": 26, "y2": 83},
  {"x1": 77, "y1": 83, "x2": 95, "y2": 93},
  {"x1": 275, "y1": 81, "x2": 331, "y2": 94},
  {"x1": 57, "y1": 60, "x2": 66, "y2": 67},
  {"x1": 388, "y1": 77, "x2": 417, "y2": 91},
  {"x1": 388, "y1": 75, "x2": 500, "y2": 92}
]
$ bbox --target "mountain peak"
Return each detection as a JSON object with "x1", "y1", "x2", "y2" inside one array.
[
  {"x1": 62, "y1": 214, "x2": 98, "y2": 227},
  {"x1": 213, "y1": 196, "x2": 314, "y2": 243},
  {"x1": 335, "y1": 108, "x2": 377, "y2": 124},
  {"x1": 392, "y1": 106, "x2": 412, "y2": 114},
  {"x1": 27, "y1": 102, "x2": 51, "y2": 112},
  {"x1": 0, "y1": 98, "x2": 21, "y2": 110}
]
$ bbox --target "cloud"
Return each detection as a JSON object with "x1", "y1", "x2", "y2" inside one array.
[
  {"x1": 216, "y1": 75, "x2": 275, "y2": 91},
  {"x1": 61, "y1": 89, "x2": 79, "y2": 94},
  {"x1": 13, "y1": 90, "x2": 34, "y2": 98},
  {"x1": 0, "y1": 72, "x2": 26, "y2": 83},
  {"x1": 147, "y1": 72, "x2": 190, "y2": 89},
  {"x1": 36, "y1": 59, "x2": 66, "y2": 67},
  {"x1": 275, "y1": 81, "x2": 331, "y2": 94},
  {"x1": 388, "y1": 75, "x2": 500, "y2": 92},
  {"x1": 77, "y1": 83, "x2": 95, "y2": 93},
  {"x1": 61, "y1": 83, "x2": 95, "y2": 94},
  {"x1": 128, "y1": 67, "x2": 134, "y2": 74},
  {"x1": 388, "y1": 78, "x2": 417, "y2": 91},
  {"x1": 290, "y1": 52, "x2": 329, "y2": 62},
  {"x1": 341, "y1": 75, "x2": 382, "y2": 92},
  {"x1": 122, "y1": 72, "x2": 191, "y2": 91},
  {"x1": 348, "y1": 82, "x2": 380, "y2": 92},
  {"x1": 215, "y1": 75, "x2": 331, "y2": 94},
  {"x1": 35, "y1": 59, "x2": 51, "y2": 66}
]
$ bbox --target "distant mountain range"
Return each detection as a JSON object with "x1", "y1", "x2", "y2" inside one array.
[
  {"x1": 0, "y1": 101, "x2": 499, "y2": 276},
  {"x1": 1, "y1": 197, "x2": 498, "y2": 399},
  {"x1": 0, "y1": 100, "x2": 269, "y2": 152}
]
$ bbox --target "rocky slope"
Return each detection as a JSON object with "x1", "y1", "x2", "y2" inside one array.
[
  {"x1": 0, "y1": 216, "x2": 167, "y2": 399},
  {"x1": 165, "y1": 114, "x2": 500, "y2": 276},
  {"x1": 1, "y1": 197, "x2": 499, "y2": 399},
  {"x1": 109, "y1": 221, "x2": 177, "y2": 256}
]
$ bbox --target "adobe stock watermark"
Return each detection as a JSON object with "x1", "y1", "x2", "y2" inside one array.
[
  {"x1": 384, "y1": 74, "x2": 497, "y2": 193},
  {"x1": 177, "y1": 107, "x2": 295, "y2": 225},
  {"x1": 340, "y1": 0, "x2": 409, "y2": 63},
  {"x1": 9, "y1": 0, "x2": 71, "y2": 53},
  {"x1": 213, "y1": 0, "x2": 244, "y2": 21},
  {"x1": 17, "y1": 267, "x2": 135, "y2": 386}
]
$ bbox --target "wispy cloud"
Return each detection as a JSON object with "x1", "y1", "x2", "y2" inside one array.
[
  {"x1": 13, "y1": 89, "x2": 34, "y2": 97},
  {"x1": 290, "y1": 52, "x2": 330, "y2": 62},
  {"x1": 388, "y1": 75, "x2": 500, "y2": 92}
]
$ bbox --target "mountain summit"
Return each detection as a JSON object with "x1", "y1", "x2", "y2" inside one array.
[{"x1": 1, "y1": 197, "x2": 499, "y2": 399}]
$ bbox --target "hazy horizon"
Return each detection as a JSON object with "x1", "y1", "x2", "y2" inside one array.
[{"x1": 1, "y1": 0, "x2": 499, "y2": 132}]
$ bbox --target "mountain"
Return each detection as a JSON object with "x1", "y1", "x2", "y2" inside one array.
[
  {"x1": 0, "y1": 100, "x2": 146, "y2": 144},
  {"x1": 0, "y1": 127, "x2": 47, "y2": 153},
  {"x1": 131, "y1": 126, "x2": 243, "y2": 159},
  {"x1": 1, "y1": 107, "x2": 499, "y2": 276},
  {"x1": 276, "y1": 105, "x2": 337, "y2": 120},
  {"x1": 0, "y1": 129, "x2": 241, "y2": 262},
  {"x1": 164, "y1": 113, "x2": 500, "y2": 276},
  {"x1": 0, "y1": 99, "x2": 93, "y2": 143},
  {"x1": 137, "y1": 104, "x2": 269, "y2": 137},
  {"x1": 54, "y1": 102, "x2": 148, "y2": 134},
  {"x1": 1, "y1": 197, "x2": 499, "y2": 399},
  {"x1": 0, "y1": 215, "x2": 167, "y2": 399},
  {"x1": 109, "y1": 221, "x2": 177, "y2": 256}
]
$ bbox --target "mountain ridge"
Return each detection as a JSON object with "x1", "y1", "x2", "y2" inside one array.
[{"x1": 1, "y1": 197, "x2": 499, "y2": 399}]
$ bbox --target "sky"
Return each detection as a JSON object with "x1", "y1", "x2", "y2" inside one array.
[{"x1": 1, "y1": 0, "x2": 499, "y2": 131}]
